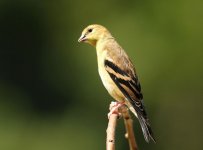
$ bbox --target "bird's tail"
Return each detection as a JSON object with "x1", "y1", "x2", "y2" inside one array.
[
  {"x1": 137, "y1": 114, "x2": 156, "y2": 143},
  {"x1": 128, "y1": 105, "x2": 156, "y2": 143}
]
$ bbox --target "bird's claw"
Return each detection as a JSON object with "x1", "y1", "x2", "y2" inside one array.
[{"x1": 108, "y1": 101, "x2": 124, "y2": 119}]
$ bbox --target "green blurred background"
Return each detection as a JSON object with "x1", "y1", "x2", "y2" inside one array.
[{"x1": 0, "y1": 0, "x2": 202, "y2": 149}]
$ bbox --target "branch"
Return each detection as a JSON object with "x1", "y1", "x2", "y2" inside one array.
[
  {"x1": 106, "y1": 103, "x2": 119, "y2": 150},
  {"x1": 119, "y1": 106, "x2": 138, "y2": 150},
  {"x1": 106, "y1": 102, "x2": 138, "y2": 150}
]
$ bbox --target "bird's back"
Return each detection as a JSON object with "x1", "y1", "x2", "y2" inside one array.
[
  {"x1": 100, "y1": 39, "x2": 136, "y2": 75},
  {"x1": 96, "y1": 36, "x2": 155, "y2": 143}
]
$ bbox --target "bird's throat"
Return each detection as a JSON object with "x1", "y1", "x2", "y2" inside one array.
[{"x1": 87, "y1": 39, "x2": 97, "y2": 47}]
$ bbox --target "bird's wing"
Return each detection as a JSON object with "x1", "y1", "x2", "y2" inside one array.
[
  {"x1": 104, "y1": 52, "x2": 147, "y2": 119},
  {"x1": 105, "y1": 56, "x2": 156, "y2": 142}
]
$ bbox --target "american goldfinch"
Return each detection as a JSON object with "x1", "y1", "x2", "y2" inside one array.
[{"x1": 78, "y1": 24, "x2": 155, "y2": 143}]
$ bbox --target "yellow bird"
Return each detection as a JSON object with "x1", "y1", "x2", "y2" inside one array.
[{"x1": 78, "y1": 24, "x2": 155, "y2": 143}]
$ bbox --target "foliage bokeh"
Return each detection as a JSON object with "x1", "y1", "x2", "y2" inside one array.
[{"x1": 0, "y1": 0, "x2": 202, "y2": 150}]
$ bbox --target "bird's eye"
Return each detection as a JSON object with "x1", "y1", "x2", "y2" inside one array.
[{"x1": 88, "y1": 28, "x2": 93, "y2": 32}]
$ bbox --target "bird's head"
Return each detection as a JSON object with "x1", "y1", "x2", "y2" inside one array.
[{"x1": 78, "y1": 24, "x2": 112, "y2": 46}]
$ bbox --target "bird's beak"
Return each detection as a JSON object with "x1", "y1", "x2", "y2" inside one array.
[{"x1": 78, "y1": 34, "x2": 86, "y2": 42}]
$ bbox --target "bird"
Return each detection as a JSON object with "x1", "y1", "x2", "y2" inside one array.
[{"x1": 78, "y1": 24, "x2": 155, "y2": 143}]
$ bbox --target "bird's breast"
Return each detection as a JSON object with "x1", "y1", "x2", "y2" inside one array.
[
  {"x1": 97, "y1": 50, "x2": 124, "y2": 102},
  {"x1": 98, "y1": 64, "x2": 114, "y2": 93},
  {"x1": 97, "y1": 51, "x2": 114, "y2": 93}
]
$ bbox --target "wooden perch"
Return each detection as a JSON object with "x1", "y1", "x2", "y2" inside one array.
[
  {"x1": 106, "y1": 103, "x2": 119, "y2": 150},
  {"x1": 106, "y1": 102, "x2": 138, "y2": 150},
  {"x1": 120, "y1": 106, "x2": 138, "y2": 150}
]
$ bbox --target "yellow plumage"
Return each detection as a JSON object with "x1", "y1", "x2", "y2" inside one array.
[{"x1": 78, "y1": 24, "x2": 155, "y2": 143}]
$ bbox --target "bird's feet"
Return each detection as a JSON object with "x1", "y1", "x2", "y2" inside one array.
[{"x1": 108, "y1": 101, "x2": 125, "y2": 119}]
